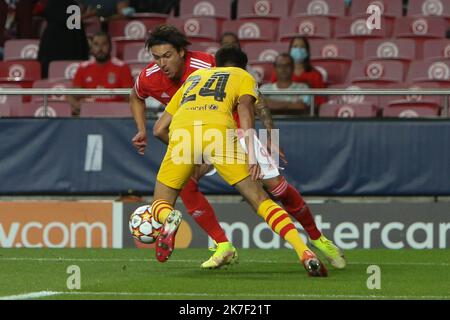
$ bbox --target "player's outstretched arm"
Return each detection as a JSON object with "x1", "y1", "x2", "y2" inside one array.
[
  {"x1": 130, "y1": 88, "x2": 147, "y2": 155},
  {"x1": 153, "y1": 111, "x2": 172, "y2": 145}
]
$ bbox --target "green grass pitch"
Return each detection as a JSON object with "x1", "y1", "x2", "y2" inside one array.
[{"x1": 0, "y1": 248, "x2": 449, "y2": 300}]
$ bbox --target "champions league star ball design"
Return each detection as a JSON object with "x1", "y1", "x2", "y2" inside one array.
[{"x1": 129, "y1": 205, "x2": 163, "y2": 244}]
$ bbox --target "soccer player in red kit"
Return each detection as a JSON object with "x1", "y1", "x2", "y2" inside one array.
[{"x1": 68, "y1": 32, "x2": 134, "y2": 116}]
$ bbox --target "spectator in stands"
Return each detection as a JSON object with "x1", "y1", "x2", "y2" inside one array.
[
  {"x1": 38, "y1": 0, "x2": 91, "y2": 78},
  {"x1": 271, "y1": 36, "x2": 326, "y2": 108},
  {"x1": 219, "y1": 31, "x2": 259, "y2": 81},
  {"x1": 260, "y1": 53, "x2": 311, "y2": 115},
  {"x1": 67, "y1": 31, "x2": 133, "y2": 116}
]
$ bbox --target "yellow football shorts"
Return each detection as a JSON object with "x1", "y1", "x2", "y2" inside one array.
[{"x1": 156, "y1": 125, "x2": 250, "y2": 189}]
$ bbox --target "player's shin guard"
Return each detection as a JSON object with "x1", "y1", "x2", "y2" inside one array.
[
  {"x1": 179, "y1": 178, "x2": 229, "y2": 243},
  {"x1": 152, "y1": 200, "x2": 174, "y2": 224},
  {"x1": 257, "y1": 199, "x2": 309, "y2": 259},
  {"x1": 269, "y1": 177, "x2": 322, "y2": 240}
]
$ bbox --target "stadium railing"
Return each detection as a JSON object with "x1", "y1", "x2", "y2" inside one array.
[{"x1": 0, "y1": 88, "x2": 449, "y2": 117}]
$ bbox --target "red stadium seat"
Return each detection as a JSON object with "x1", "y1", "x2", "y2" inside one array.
[
  {"x1": 382, "y1": 105, "x2": 440, "y2": 117},
  {"x1": 327, "y1": 83, "x2": 381, "y2": 107},
  {"x1": 48, "y1": 60, "x2": 82, "y2": 80},
  {"x1": 0, "y1": 85, "x2": 22, "y2": 117},
  {"x1": 334, "y1": 17, "x2": 393, "y2": 59},
  {"x1": 423, "y1": 39, "x2": 450, "y2": 61},
  {"x1": 4, "y1": 39, "x2": 39, "y2": 61},
  {"x1": 32, "y1": 79, "x2": 73, "y2": 102},
  {"x1": 108, "y1": 18, "x2": 166, "y2": 40},
  {"x1": 80, "y1": 102, "x2": 132, "y2": 117},
  {"x1": 378, "y1": 82, "x2": 444, "y2": 111},
  {"x1": 393, "y1": 17, "x2": 447, "y2": 59},
  {"x1": 167, "y1": 17, "x2": 220, "y2": 42},
  {"x1": 123, "y1": 42, "x2": 153, "y2": 64},
  {"x1": 310, "y1": 61, "x2": 350, "y2": 85},
  {"x1": 363, "y1": 39, "x2": 417, "y2": 62},
  {"x1": 17, "y1": 102, "x2": 72, "y2": 117},
  {"x1": 310, "y1": 39, "x2": 356, "y2": 61},
  {"x1": 319, "y1": 102, "x2": 379, "y2": 118},
  {"x1": 347, "y1": 60, "x2": 405, "y2": 85},
  {"x1": 222, "y1": 19, "x2": 278, "y2": 45},
  {"x1": 179, "y1": 0, "x2": 232, "y2": 20},
  {"x1": 248, "y1": 63, "x2": 274, "y2": 84},
  {"x1": 128, "y1": 63, "x2": 148, "y2": 80},
  {"x1": 189, "y1": 42, "x2": 221, "y2": 56},
  {"x1": 237, "y1": 0, "x2": 290, "y2": 20},
  {"x1": 278, "y1": 17, "x2": 332, "y2": 42},
  {"x1": 0, "y1": 60, "x2": 41, "y2": 82},
  {"x1": 242, "y1": 42, "x2": 289, "y2": 64},
  {"x1": 309, "y1": 40, "x2": 355, "y2": 84},
  {"x1": 406, "y1": 60, "x2": 450, "y2": 83},
  {"x1": 350, "y1": 0, "x2": 403, "y2": 17},
  {"x1": 407, "y1": 0, "x2": 450, "y2": 19},
  {"x1": 291, "y1": 0, "x2": 346, "y2": 18},
  {"x1": 108, "y1": 18, "x2": 166, "y2": 58}
]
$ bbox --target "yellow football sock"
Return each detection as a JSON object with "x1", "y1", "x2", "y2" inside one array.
[
  {"x1": 152, "y1": 200, "x2": 174, "y2": 224},
  {"x1": 257, "y1": 199, "x2": 309, "y2": 259}
]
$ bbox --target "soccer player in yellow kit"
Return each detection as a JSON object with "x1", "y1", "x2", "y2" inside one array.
[{"x1": 150, "y1": 46, "x2": 327, "y2": 277}]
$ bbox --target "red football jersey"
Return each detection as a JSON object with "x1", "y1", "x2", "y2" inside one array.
[
  {"x1": 134, "y1": 51, "x2": 215, "y2": 104},
  {"x1": 73, "y1": 57, "x2": 134, "y2": 102}
]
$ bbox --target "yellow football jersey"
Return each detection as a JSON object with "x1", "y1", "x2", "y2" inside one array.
[{"x1": 165, "y1": 67, "x2": 259, "y2": 131}]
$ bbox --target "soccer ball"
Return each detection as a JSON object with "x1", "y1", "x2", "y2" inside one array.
[{"x1": 129, "y1": 205, "x2": 163, "y2": 244}]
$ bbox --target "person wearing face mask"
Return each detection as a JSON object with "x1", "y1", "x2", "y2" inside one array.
[{"x1": 271, "y1": 36, "x2": 326, "y2": 109}]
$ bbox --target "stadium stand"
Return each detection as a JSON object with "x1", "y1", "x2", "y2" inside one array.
[
  {"x1": 363, "y1": 39, "x2": 417, "y2": 63},
  {"x1": 291, "y1": 0, "x2": 346, "y2": 18},
  {"x1": 393, "y1": 17, "x2": 447, "y2": 59},
  {"x1": 0, "y1": 60, "x2": 41, "y2": 82},
  {"x1": 189, "y1": 42, "x2": 221, "y2": 55},
  {"x1": 423, "y1": 39, "x2": 450, "y2": 61},
  {"x1": 80, "y1": 102, "x2": 132, "y2": 117},
  {"x1": 242, "y1": 42, "x2": 290, "y2": 64},
  {"x1": 406, "y1": 59, "x2": 450, "y2": 84},
  {"x1": 222, "y1": 19, "x2": 278, "y2": 45},
  {"x1": 123, "y1": 42, "x2": 154, "y2": 64},
  {"x1": 16, "y1": 101, "x2": 72, "y2": 117},
  {"x1": 334, "y1": 17, "x2": 394, "y2": 59},
  {"x1": 0, "y1": 84, "x2": 22, "y2": 117},
  {"x1": 349, "y1": 0, "x2": 404, "y2": 18},
  {"x1": 166, "y1": 17, "x2": 220, "y2": 42},
  {"x1": 4, "y1": 39, "x2": 39, "y2": 61},
  {"x1": 328, "y1": 83, "x2": 381, "y2": 107},
  {"x1": 237, "y1": 0, "x2": 290, "y2": 20},
  {"x1": 179, "y1": 0, "x2": 232, "y2": 20},
  {"x1": 108, "y1": 17, "x2": 167, "y2": 58},
  {"x1": 382, "y1": 104, "x2": 441, "y2": 117},
  {"x1": 278, "y1": 17, "x2": 332, "y2": 41},
  {"x1": 247, "y1": 62, "x2": 274, "y2": 83},
  {"x1": 48, "y1": 60, "x2": 82, "y2": 80},
  {"x1": 347, "y1": 60, "x2": 406, "y2": 85},
  {"x1": 32, "y1": 79, "x2": 73, "y2": 102},
  {"x1": 319, "y1": 101, "x2": 379, "y2": 118},
  {"x1": 407, "y1": 0, "x2": 450, "y2": 20},
  {"x1": 378, "y1": 82, "x2": 445, "y2": 111},
  {"x1": 309, "y1": 39, "x2": 355, "y2": 84},
  {"x1": 128, "y1": 62, "x2": 148, "y2": 80}
]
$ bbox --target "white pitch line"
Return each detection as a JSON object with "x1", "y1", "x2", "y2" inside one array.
[
  {"x1": 1, "y1": 257, "x2": 449, "y2": 266},
  {"x1": 3, "y1": 291, "x2": 449, "y2": 300},
  {"x1": 0, "y1": 291, "x2": 61, "y2": 300}
]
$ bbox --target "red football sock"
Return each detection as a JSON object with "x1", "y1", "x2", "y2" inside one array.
[
  {"x1": 179, "y1": 178, "x2": 229, "y2": 243},
  {"x1": 268, "y1": 177, "x2": 322, "y2": 240}
]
